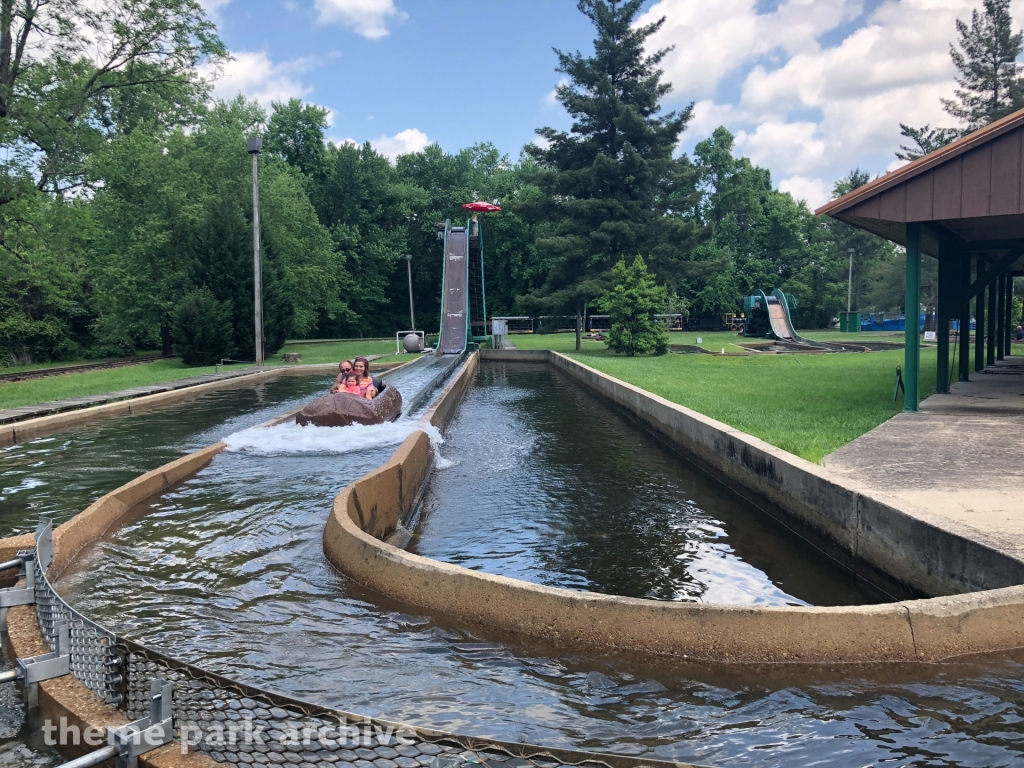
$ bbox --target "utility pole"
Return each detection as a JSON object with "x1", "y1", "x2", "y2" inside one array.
[
  {"x1": 247, "y1": 137, "x2": 264, "y2": 367},
  {"x1": 847, "y1": 247, "x2": 855, "y2": 314},
  {"x1": 405, "y1": 254, "x2": 416, "y2": 330}
]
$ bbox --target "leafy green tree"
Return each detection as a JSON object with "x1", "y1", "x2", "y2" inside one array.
[
  {"x1": 172, "y1": 286, "x2": 233, "y2": 365},
  {"x1": 944, "y1": 0, "x2": 1024, "y2": 129},
  {"x1": 898, "y1": 0, "x2": 1023, "y2": 159},
  {"x1": 818, "y1": 170, "x2": 897, "y2": 318},
  {"x1": 90, "y1": 97, "x2": 343, "y2": 356},
  {"x1": 266, "y1": 98, "x2": 330, "y2": 178},
  {"x1": 0, "y1": 0, "x2": 225, "y2": 205},
  {"x1": 88, "y1": 126, "x2": 203, "y2": 354},
  {"x1": 896, "y1": 124, "x2": 964, "y2": 162},
  {"x1": 685, "y1": 127, "x2": 834, "y2": 324},
  {"x1": 602, "y1": 255, "x2": 668, "y2": 356},
  {"x1": 309, "y1": 139, "x2": 419, "y2": 336},
  {"x1": 525, "y1": 0, "x2": 700, "y2": 332},
  {"x1": 0, "y1": 194, "x2": 92, "y2": 363}
]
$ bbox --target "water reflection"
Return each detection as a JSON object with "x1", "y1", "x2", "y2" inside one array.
[
  {"x1": 413, "y1": 363, "x2": 883, "y2": 606},
  {"x1": 0, "y1": 375, "x2": 334, "y2": 536},
  {"x1": 48, "y1": 362, "x2": 1024, "y2": 766}
]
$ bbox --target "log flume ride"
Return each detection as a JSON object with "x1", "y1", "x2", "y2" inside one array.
[{"x1": 295, "y1": 383, "x2": 402, "y2": 428}]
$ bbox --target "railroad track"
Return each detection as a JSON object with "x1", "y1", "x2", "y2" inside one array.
[{"x1": 0, "y1": 355, "x2": 168, "y2": 384}]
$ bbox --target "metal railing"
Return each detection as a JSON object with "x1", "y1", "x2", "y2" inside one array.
[{"x1": 8, "y1": 516, "x2": 687, "y2": 768}]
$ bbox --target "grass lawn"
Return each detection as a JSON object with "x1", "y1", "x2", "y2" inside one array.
[
  {"x1": 510, "y1": 332, "x2": 936, "y2": 463},
  {"x1": 272, "y1": 340, "x2": 397, "y2": 365},
  {"x1": 0, "y1": 340, "x2": 398, "y2": 411}
]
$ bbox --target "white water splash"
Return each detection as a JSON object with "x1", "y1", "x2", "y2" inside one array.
[
  {"x1": 222, "y1": 419, "x2": 453, "y2": 461},
  {"x1": 224, "y1": 420, "x2": 423, "y2": 456}
]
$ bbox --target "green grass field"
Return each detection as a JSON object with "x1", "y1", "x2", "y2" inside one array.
[
  {"x1": 2, "y1": 331, "x2": 1009, "y2": 463},
  {"x1": 511, "y1": 332, "x2": 937, "y2": 463},
  {"x1": 0, "y1": 340, "x2": 398, "y2": 411}
]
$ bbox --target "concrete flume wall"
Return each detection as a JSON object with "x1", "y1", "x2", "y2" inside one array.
[
  {"x1": 495, "y1": 350, "x2": 1024, "y2": 598},
  {"x1": 0, "y1": 361, "x2": 416, "y2": 765},
  {"x1": 4, "y1": 436, "x2": 227, "y2": 767},
  {"x1": 3, "y1": 343, "x2": 1023, "y2": 767},
  {"x1": 323, "y1": 350, "x2": 1024, "y2": 663}
]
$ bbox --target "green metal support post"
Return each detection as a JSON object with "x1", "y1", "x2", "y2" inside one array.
[
  {"x1": 959, "y1": 252, "x2": 972, "y2": 381},
  {"x1": 936, "y1": 241, "x2": 953, "y2": 393},
  {"x1": 987, "y1": 265, "x2": 997, "y2": 366},
  {"x1": 975, "y1": 259, "x2": 986, "y2": 372},
  {"x1": 996, "y1": 274, "x2": 1005, "y2": 361},
  {"x1": 1008, "y1": 277, "x2": 1017, "y2": 356},
  {"x1": 904, "y1": 223, "x2": 921, "y2": 412}
]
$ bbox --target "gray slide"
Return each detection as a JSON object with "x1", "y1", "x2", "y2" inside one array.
[
  {"x1": 767, "y1": 298, "x2": 798, "y2": 342},
  {"x1": 440, "y1": 226, "x2": 469, "y2": 355}
]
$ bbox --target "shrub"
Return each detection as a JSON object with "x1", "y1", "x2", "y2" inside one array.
[
  {"x1": 604, "y1": 256, "x2": 669, "y2": 357},
  {"x1": 172, "y1": 287, "x2": 234, "y2": 366}
]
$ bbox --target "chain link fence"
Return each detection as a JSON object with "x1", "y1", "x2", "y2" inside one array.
[{"x1": 28, "y1": 520, "x2": 676, "y2": 768}]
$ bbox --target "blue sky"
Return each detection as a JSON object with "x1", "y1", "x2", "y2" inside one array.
[{"x1": 205, "y1": 0, "x2": 997, "y2": 208}]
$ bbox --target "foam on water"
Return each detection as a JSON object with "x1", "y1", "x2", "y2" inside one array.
[
  {"x1": 224, "y1": 421, "x2": 422, "y2": 456},
  {"x1": 223, "y1": 419, "x2": 449, "y2": 459}
]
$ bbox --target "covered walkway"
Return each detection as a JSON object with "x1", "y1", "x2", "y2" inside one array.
[
  {"x1": 818, "y1": 109, "x2": 1024, "y2": 411},
  {"x1": 825, "y1": 358, "x2": 1024, "y2": 566},
  {"x1": 818, "y1": 113, "x2": 1024, "y2": 583}
]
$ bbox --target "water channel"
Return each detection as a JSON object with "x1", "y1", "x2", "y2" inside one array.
[{"x1": 1, "y1": 361, "x2": 1023, "y2": 766}]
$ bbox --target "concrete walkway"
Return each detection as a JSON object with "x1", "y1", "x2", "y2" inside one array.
[{"x1": 825, "y1": 356, "x2": 1024, "y2": 561}]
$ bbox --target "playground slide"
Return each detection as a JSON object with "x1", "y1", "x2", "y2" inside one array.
[
  {"x1": 439, "y1": 225, "x2": 469, "y2": 355},
  {"x1": 764, "y1": 289, "x2": 843, "y2": 351},
  {"x1": 766, "y1": 292, "x2": 799, "y2": 343}
]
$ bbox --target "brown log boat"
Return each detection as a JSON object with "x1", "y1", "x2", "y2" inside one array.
[{"x1": 295, "y1": 383, "x2": 402, "y2": 428}]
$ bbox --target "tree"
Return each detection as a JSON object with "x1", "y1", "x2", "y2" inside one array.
[
  {"x1": 266, "y1": 98, "x2": 329, "y2": 178},
  {"x1": 525, "y1": 0, "x2": 699, "y2": 341},
  {"x1": 944, "y1": 0, "x2": 1024, "y2": 129},
  {"x1": 0, "y1": 0, "x2": 225, "y2": 204},
  {"x1": 897, "y1": 0, "x2": 1024, "y2": 159},
  {"x1": 602, "y1": 256, "x2": 668, "y2": 356},
  {"x1": 89, "y1": 97, "x2": 341, "y2": 357},
  {"x1": 0, "y1": 193, "x2": 92, "y2": 363},
  {"x1": 172, "y1": 286, "x2": 233, "y2": 365},
  {"x1": 896, "y1": 124, "x2": 964, "y2": 161}
]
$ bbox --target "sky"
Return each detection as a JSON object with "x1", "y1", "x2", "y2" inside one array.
[{"x1": 202, "y1": 0, "x2": 1024, "y2": 209}]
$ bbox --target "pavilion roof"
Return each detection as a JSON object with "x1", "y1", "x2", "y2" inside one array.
[{"x1": 815, "y1": 107, "x2": 1024, "y2": 269}]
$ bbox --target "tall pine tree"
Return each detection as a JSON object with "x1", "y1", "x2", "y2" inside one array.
[
  {"x1": 898, "y1": 0, "x2": 1024, "y2": 160},
  {"x1": 525, "y1": 0, "x2": 700, "y2": 331}
]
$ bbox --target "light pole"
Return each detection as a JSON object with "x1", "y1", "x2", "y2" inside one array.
[
  {"x1": 405, "y1": 254, "x2": 416, "y2": 330},
  {"x1": 847, "y1": 247, "x2": 855, "y2": 314},
  {"x1": 247, "y1": 137, "x2": 264, "y2": 367}
]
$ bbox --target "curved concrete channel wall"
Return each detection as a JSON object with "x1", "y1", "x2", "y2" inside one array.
[
  {"x1": 324, "y1": 350, "x2": 1024, "y2": 663},
  {"x1": 4, "y1": 349, "x2": 1024, "y2": 766},
  {"x1": 1, "y1": 356, "x2": 699, "y2": 768}
]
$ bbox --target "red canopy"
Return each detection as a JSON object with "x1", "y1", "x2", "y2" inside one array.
[{"x1": 462, "y1": 201, "x2": 502, "y2": 213}]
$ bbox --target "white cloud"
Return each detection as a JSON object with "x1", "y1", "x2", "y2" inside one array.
[
  {"x1": 370, "y1": 128, "x2": 430, "y2": 159},
  {"x1": 778, "y1": 176, "x2": 831, "y2": 208},
  {"x1": 649, "y1": 0, "x2": 1011, "y2": 193},
  {"x1": 640, "y1": 0, "x2": 860, "y2": 100},
  {"x1": 205, "y1": 51, "x2": 315, "y2": 107},
  {"x1": 200, "y1": 0, "x2": 231, "y2": 22},
  {"x1": 315, "y1": 0, "x2": 406, "y2": 39},
  {"x1": 735, "y1": 120, "x2": 826, "y2": 176},
  {"x1": 545, "y1": 77, "x2": 569, "y2": 107}
]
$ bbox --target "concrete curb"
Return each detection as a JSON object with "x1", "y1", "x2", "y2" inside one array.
[
  {"x1": 4, "y1": 440, "x2": 227, "y2": 766},
  {"x1": 0, "y1": 359, "x2": 429, "y2": 764},
  {"x1": 321, "y1": 350, "x2": 1024, "y2": 663}
]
